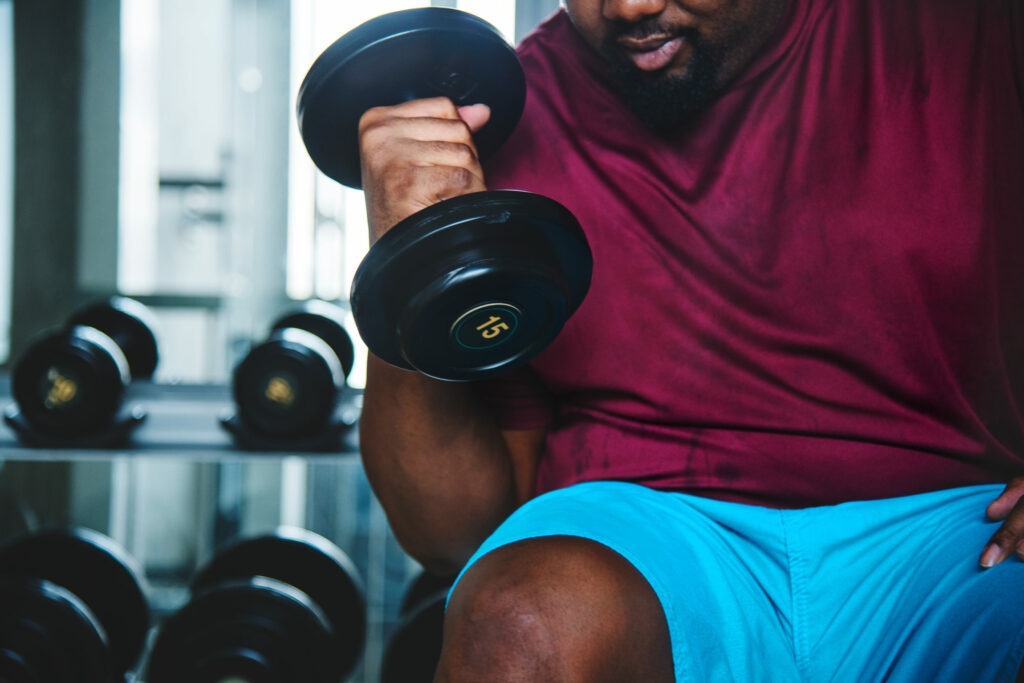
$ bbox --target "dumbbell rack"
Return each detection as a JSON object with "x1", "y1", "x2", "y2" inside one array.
[
  {"x1": 0, "y1": 372, "x2": 430, "y2": 683},
  {"x1": 0, "y1": 374, "x2": 362, "y2": 459}
]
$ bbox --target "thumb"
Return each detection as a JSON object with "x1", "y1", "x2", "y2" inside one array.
[{"x1": 457, "y1": 103, "x2": 491, "y2": 133}]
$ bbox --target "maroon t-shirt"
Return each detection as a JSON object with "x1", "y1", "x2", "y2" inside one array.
[{"x1": 478, "y1": 0, "x2": 1024, "y2": 507}]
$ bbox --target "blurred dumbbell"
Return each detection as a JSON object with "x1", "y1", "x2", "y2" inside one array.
[
  {"x1": 381, "y1": 571, "x2": 455, "y2": 683},
  {"x1": 10, "y1": 297, "x2": 159, "y2": 439},
  {"x1": 0, "y1": 528, "x2": 151, "y2": 683},
  {"x1": 146, "y1": 527, "x2": 366, "y2": 683},
  {"x1": 232, "y1": 301, "x2": 355, "y2": 439}
]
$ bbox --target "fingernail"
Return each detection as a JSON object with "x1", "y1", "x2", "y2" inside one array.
[{"x1": 980, "y1": 543, "x2": 1003, "y2": 568}]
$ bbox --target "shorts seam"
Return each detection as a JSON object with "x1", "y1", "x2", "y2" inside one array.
[
  {"x1": 781, "y1": 510, "x2": 810, "y2": 680},
  {"x1": 451, "y1": 526, "x2": 693, "y2": 683}
]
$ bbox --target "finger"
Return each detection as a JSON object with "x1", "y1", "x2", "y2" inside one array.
[
  {"x1": 979, "y1": 494, "x2": 1024, "y2": 568},
  {"x1": 390, "y1": 163, "x2": 487, "y2": 204},
  {"x1": 366, "y1": 138, "x2": 485, "y2": 186},
  {"x1": 361, "y1": 97, "x2": 467, "y2": 128},
  {"x1": 363, "y1": 115, "x2": 481, "y2": 145},
  {"x1": 985, "y1": 476, "x2": 1024, "y2": 521},
  {"x1": 457, "y1": 103, "x2": 492, "y2": 133}
]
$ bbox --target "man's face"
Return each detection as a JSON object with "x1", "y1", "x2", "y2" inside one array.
[{"x1": 565, "y1": 0, "x2": 787, "y2": 131}]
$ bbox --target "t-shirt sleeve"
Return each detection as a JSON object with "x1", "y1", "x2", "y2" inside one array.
[{"x1": 471, "y1": 366, "x2": 556, "y2": 430}]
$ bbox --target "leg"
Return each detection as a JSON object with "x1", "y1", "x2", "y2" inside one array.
[
  {"x1": 436, "y1": 536, "x2": 673, "y2": 683},
  {"x1": 435, "y1": 481, "x2": 803, "y2": 682},
  {"x1": 787, "y1": 485, "x2": 1024, "y2": 682}
]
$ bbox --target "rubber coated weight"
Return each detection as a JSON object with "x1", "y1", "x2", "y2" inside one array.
[
  {"x1": 297, "y1": 7, "x2": 525, "y2": 189},
  {"x1": 11, "y1": 297, "x2": 159, "y2": 438},
  {"x1": 11, "y1": 327, "x2": 130, "y2": 437},
  {"x1": 233, "y1": 301, "x2": 354, "y2": 438},
  {"x1": 352, "y1": 191, "x2": 592, "y2": 380},
  {"x1": 297, "y1": 8, "x2": 593, "y2": 381},
  {"x1": 270, "y1": 300, "x2": 355, "y2": 380},
  {"x1": 67, "y1": 297, "x2": 160, "y2": 380},
  {"x1": 0, "y1": 529, "x2": 151, "y2": 679},
  {"x1": 147, "y1": 528, "x2": 366, "y2": 683},
  {"x1": 145, "y1": 578, "x2": 337, "y2": 683},
  {"x1": 0, "y1": 578, "x2": 112, "y2": 683},
  {"x1": 382, "y1": 572, "x2": 453, "y2": 683}
]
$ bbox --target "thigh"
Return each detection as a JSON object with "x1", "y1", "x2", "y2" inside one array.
[
  {"x1": 448, "y1": 481, "x2": 803, "y2": 682},
  {"x1": 793, "y1": 485, "x2": 1024, "y2": 683}
]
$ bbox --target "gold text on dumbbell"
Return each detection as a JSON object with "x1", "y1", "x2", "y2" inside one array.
[
  {"x1": 45, "y1": 368, "x2": 78, "y2": 409},
  {"x1": 265, "y1": 377, "x2": 295, "y2": 407},
  {"x1": 476, "y1": 316, "x2": 511, "y2": 340}
]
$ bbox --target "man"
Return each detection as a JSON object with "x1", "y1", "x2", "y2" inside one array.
[{"x1": 358, "y1": 0, "x2": 1024, "y2": 679}]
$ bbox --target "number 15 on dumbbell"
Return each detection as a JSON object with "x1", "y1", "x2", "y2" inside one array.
[{"x1": 296, "y1": 7, "x2": 592, "y2": 382}]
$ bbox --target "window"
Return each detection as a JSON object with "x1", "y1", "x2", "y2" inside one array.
[{"x1": 0, "y1": 0, "x2": 12, "y2": 363}]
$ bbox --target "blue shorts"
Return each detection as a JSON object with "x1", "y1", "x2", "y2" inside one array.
[{"x1": 452, "y1": 481, "x2": 1024, "y2": 682}]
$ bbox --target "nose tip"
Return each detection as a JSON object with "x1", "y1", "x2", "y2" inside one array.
[{"x1": 602, "y1": 0, "x2": 668, "y2": 24}]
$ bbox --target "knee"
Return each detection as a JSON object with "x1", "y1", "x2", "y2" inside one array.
[{"x1": 435, "y1": 536, "x2": 673, "y2": 683}]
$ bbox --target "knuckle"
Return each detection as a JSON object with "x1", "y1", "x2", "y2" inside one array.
[
  {"x1": 449, "y1": 165, "x2": 477, "y2": 190},
  {"x1": 990, "y1": 528, "x2": 1016, "y2": 548},
  {"x1": 453, "y1": 142, "x2": 477, "y2": 166},
  {"x1": 358, "y1": 106, "x2": 389, "y2": 133}
]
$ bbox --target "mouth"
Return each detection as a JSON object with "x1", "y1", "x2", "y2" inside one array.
[{"x1": 616, "y1": 35, "x2": 688, "y2": 72}]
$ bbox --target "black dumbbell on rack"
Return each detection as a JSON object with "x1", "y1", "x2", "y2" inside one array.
[
  {"x1": 146, "y1": 527, "x2": 366, "y2": 683},
  {"x1": 381, "y1": 570, "x2": 456, "y2": 683},
  {"x1": 0, "y1": 528, "x2": 151, "y2": 683},
  {"x1": 222, "y1": 300, "x2": 356, "y2": 450},
  {"x1": 297, "y1": 8, "x2": 593, "y2": 381},
  {"x1": 6, "y1": 297, "x2": 159, "y2": 446}
]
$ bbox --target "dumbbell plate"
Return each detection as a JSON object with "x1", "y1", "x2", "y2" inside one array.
[
  {"x1": 67, "y1": 297, "x2": 159, "y2": 380},
  {"x1": 146, "y1": 577, "x2": 336, "y2": 683},
  {"x1": 233, "y1": 329, "x2": 342, "y2": 438},
  {"x1": 351, "y1": 190, "x2": 592, "y2": 381},
  {"x1": 0, "y1": 528, "x2": 150, "y2": 677},
  {"x1": 191, "y1": 527, "x2": 366, "y2": 678},
  {"x1": 381, "y1": 592, "x2": 447, "y2": 683},
  {"x1": 0, "y1": 577, "x2": 112, "y2": 683},
  {"x1": 297, "y1": 7, "x2": 525, "y2": 189},
  {"x1": 271, "y1": 301, "x2": 355, "y2": 380},
  {"x1": 11, "y1": 327, "x2": 129, "y2": 437}
]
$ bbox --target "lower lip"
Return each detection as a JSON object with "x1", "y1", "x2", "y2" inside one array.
[{"x1": 625, "y1": 37, "x2": 686, "y2": 72}]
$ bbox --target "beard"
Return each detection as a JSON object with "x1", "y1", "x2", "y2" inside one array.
[{"x1": 600, "y1": 25, "x2": 723, "y2": 134}]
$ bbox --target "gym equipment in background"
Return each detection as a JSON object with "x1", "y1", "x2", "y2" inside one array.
[
  {"x1": 146, "y1": 527, "x2": 366, "y2": 683},
  {"x1": 0, "y1": 528, "x2": 151, "y2": 683},
  {"x1": 5, "y1": 296, "x2": 159, "y2": 447},
  {"x1": 297, "y1": 8, "x2": 592, "y2": 381},
  {"x1": 222, "y1": 300, "x2": 357, "y2": 451},
  {"x1": 381, "y1": 570, "x2": 455, "y2": 683}
]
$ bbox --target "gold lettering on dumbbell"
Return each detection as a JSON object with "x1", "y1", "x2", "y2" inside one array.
[
  {"x1": 265, "y1": 376, "x2": 295, "y2": 407},
  {"x1": 44, "y1": 368, "x2": 77, "y2": 409},
  {"x1": 476, "y1": 315, "x2": 511, "y2": 340}
]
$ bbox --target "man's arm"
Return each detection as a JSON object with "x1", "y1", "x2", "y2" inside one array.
[
  {"x1": 357, "y1": 97, "x2": 546, "y2": 575},
  {"x1": 361, "y1": 358, "x2": 545, "y2": 574}
]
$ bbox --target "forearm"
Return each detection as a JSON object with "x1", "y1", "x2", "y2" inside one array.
[{"x1": 360, "y1": 355, "x2": 518, "y2": 574}]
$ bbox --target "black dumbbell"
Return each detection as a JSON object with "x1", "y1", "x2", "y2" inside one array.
[
  {"x1": 381, "y1": 571, "x2": 455, "y2": 683},
  {"x1": 0, "y1": 528, "x2": 151, "y2": 683},
  {"x1": 232, "y1": 300, "x2": 355, "y2": 439},
  {"x1": 10, "y1": 297, "x2": 159, "y2": 439},
  {"x1": 146, "y1": 527, "x2": 366, "y2": 683},
  {"x1": 297, "y1": 7, "x2": 592, "y2": 381}
]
